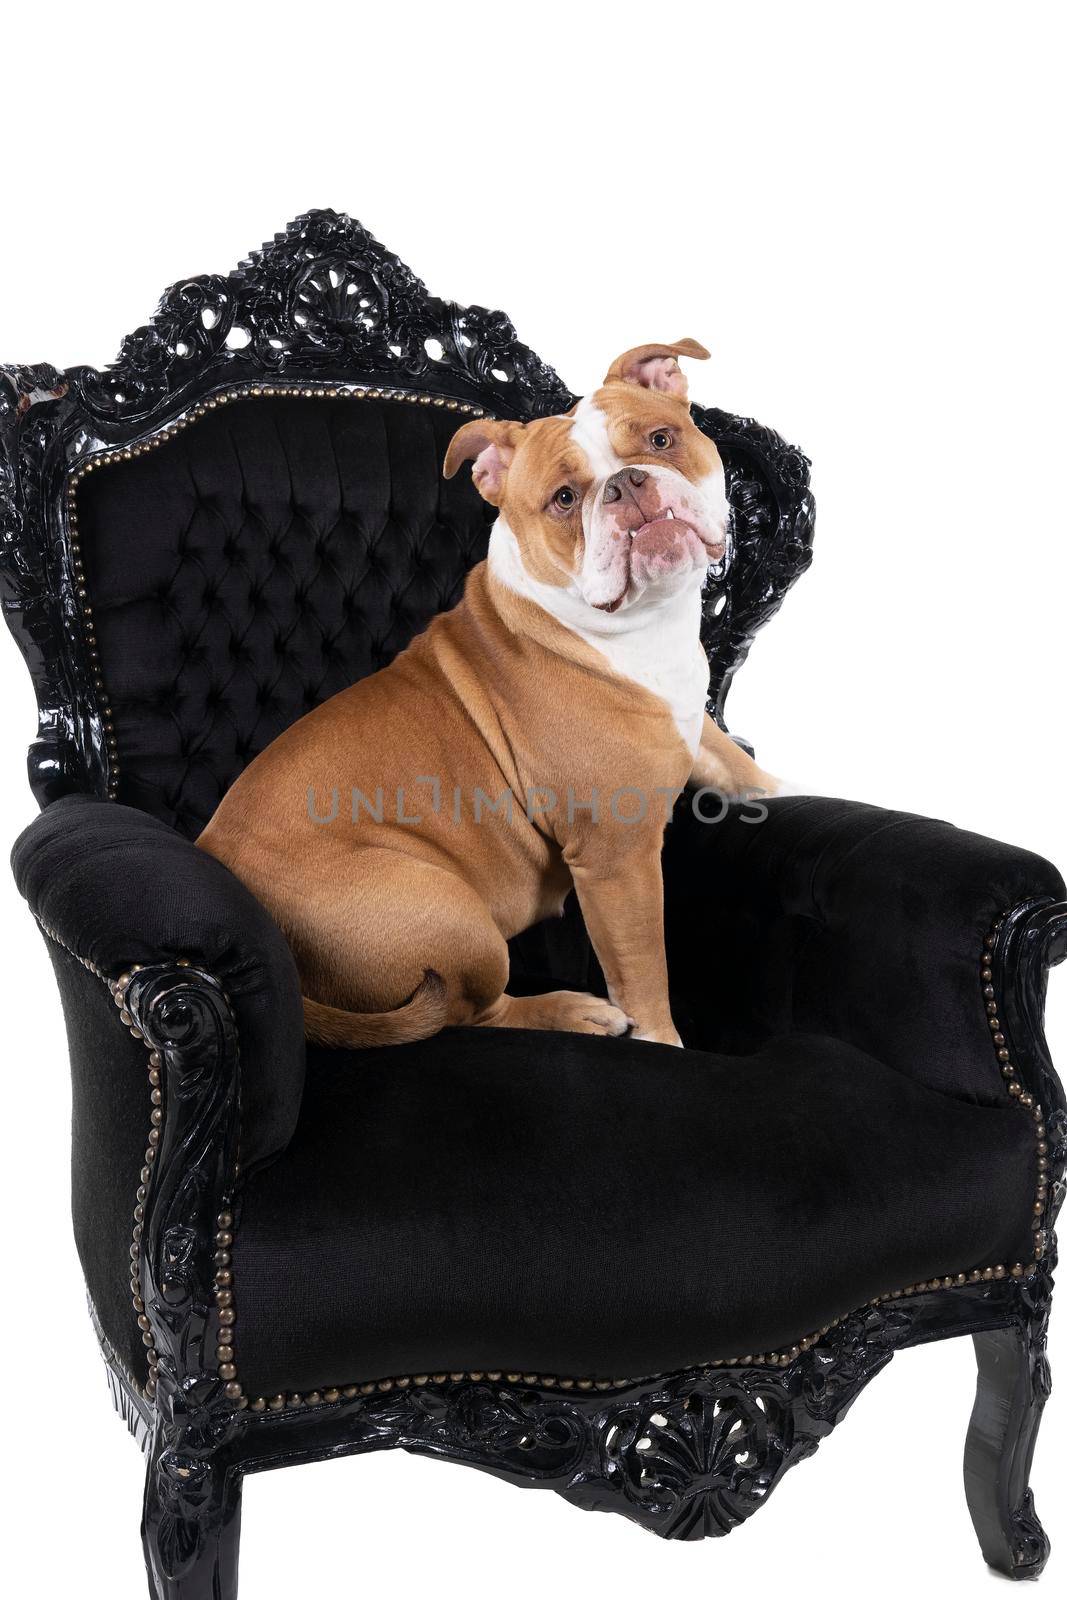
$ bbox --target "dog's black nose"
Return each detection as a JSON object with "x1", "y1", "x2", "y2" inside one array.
[{"x1": 603, "y1": 467, "x2": 649, "y2": 504}]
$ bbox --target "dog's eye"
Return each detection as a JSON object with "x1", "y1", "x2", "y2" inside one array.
[
  {"x1": 553, "y1": 486, "x2": 578, "y2": 510},
  {"x1": 650, "y1": 430, "x2": 673, "y2": 450}
]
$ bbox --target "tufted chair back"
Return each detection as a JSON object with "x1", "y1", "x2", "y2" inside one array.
[{"x1": 74, "y1": 393, "x2": 494, "y2": 836}]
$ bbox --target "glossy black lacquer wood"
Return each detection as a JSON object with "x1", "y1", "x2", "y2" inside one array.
[
  {"x1": 959, "y1": 896, "x2": 1067, "y2": 1580},
  {"x1": 0, "y1": 209, "x2": 813, "y2": 809},
  {"x1": 967, "y1": 1318, "x2": 1051, "y2": 1579},
  {"x1": 122, "y1": 964, "x2": 245, "y2": 1598}
]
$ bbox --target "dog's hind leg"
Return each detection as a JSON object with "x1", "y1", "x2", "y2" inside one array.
[
  {"x1": 244, "y1": 846, "x2": 514, "y2": 1042},
  {"x1": 471, "y1": 990, "x2": 633, "y2": 1036}
]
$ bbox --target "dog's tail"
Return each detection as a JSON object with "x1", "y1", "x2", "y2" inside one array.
[{"x1": 302, "y1": 969, "x2": 449, "y2": 1049}]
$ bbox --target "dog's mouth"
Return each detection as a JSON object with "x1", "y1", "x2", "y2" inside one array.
[
  {"x1": 633, "y1": 507, "x2": 727, "y2": 552},
  {"x1": 592, "y1": 509, "x2": 722, "y2": 612},
  {"x1": 634, "y1": 507, "x2": 692, "y2": 537}
]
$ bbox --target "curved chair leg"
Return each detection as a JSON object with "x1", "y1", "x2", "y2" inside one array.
[
  {"x1": 964, "y1": 1326, "x2": 1050, "y2": 1580},
  {"x1": 141, "y1": 1427, "x2": 242, "y2": 1599}
]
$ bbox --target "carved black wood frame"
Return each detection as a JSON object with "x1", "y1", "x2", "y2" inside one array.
[{"x1": 0, "y1": 214, "x2": 1061, "y2": 1597}]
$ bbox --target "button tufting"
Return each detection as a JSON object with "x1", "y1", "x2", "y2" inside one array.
[{"x1": 69, "y1": 389, "x2": 497, "y2": 835}]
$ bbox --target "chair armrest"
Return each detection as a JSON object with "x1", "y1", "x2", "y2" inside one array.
[
  {"x1": 663, "y1": 795, "x2": 1066, "y2": 1103},
  {"x1": 12, "y1": 793, "x2": 305, "y2": 1168}
]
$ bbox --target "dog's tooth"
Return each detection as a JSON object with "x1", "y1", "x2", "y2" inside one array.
[{"x1": 666, "y1": 507, "x2": 675, "y2": 518}]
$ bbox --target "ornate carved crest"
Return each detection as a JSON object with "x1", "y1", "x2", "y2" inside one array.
[{"x1": 53, "y1": 209, "x2": 575, "y2": 430}]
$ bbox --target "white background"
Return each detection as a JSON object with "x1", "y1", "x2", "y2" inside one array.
[{"x1": 2, "y1": 3, "x2": 1064, "y2": 1596}]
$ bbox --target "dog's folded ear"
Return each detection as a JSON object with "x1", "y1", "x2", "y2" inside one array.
[
  {"x1": 603, "y1": 338, "x2": 709, "y2": 400},
  {"x1": 443, "y1": 419, "x2": 524, "y2": 505}
]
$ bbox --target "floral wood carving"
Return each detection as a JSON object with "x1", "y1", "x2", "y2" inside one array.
[
  {"x1": 121, "y1": 964, "x2": 248, "y2": 1595},
  {"x1": 693, "y1": 403, "x2": 815, "y2": 718},
  {"x1": 68, "y1": 210, "x2": 573, "y2": 428}
]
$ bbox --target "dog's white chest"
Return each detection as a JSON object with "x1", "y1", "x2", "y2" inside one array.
[
  {"x1": 489, "y1": 521, "x2": 710, "y2": 756},
  {"x1": 590, "y1": 591, "x2": 709, "y2": 757}
]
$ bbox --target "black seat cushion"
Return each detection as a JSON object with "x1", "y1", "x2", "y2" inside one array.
[
  {"x1": 76, "y1": 395, "x2": 495, "y2": 837},
  {"x1": 232, "y1": 1026, "x2": 1037, "y2": 1398}
]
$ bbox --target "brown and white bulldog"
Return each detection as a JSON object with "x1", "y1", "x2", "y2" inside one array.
[{"x1": 197, "y1": 340, "x2": 780, "y2": 1048}]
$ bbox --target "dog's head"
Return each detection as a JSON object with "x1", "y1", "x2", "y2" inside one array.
[{"x1": 444, "y1": 340, "x2": 729, "y2": 615}]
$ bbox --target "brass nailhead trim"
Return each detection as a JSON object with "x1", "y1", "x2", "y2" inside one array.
[
  {"x1": 65, "y1": 384, "x2": 490, "y2": 805},
  {"x1": 244, "y1": 914, "x2": 1046, "y2": 1411},
  {"x1": 33, "y1": 919, "x2": 244, "y2": 1411},
  {"x1": 978, "y1": 923, "x2": 1050, "y2": 1261},
  {"x1": 109, "y1": 967, "x2": 158, "y2": 1398},
  {"x1": 108, "y1": 963, "x2": 246, "y2": 1410},
  {"x1": 34, "y1": 916, "x2": 105, "y2": 980},
  {"x1": 247, "y1": 1371, "x2": 643, "y2": 1412}
]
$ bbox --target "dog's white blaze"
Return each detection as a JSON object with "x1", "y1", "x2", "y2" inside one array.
[
  {"x1": 489, "y1": 518, "x2": 709, "y2": 757},
  {"x1": 568, "y1": 398, "x2": 628, "y2": 607},
  {"x1": 568, "y1": 394, "x2": 625, "y2": 480}
]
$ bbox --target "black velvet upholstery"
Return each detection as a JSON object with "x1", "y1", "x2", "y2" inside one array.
[
  {"x1": 232, "y1": 1026, "x2": 1038, "y2": 1395},
  {"x1": 662, "y1": 796, "x2": 1067, "y2": 1098},
  {"x1": 75, "y1": 397, "x2": 495, "y2": 836},
  {"x1": 46, "y1": 941, "x2": 158, "y2": 1389},
  {"x1": 14, "y1": 787, "x2": 1062, "y2": 1398},
  {"x1": 12, "y1": 793, "x2": 306, "y2": 1172}
]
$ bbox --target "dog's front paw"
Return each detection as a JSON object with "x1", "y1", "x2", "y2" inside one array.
[
  {"x1": 559, "y1": 994, "x2": 634, "y2": 1037},
  {"x1": 763, "y1": 775, "x2": 808, "y2": 798},
  {"x1": 632, "y1": 1026, "x2": 683, "y2": 1047}
]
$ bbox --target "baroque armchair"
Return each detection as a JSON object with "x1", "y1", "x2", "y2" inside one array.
[{"x1": 1, "y1": 211, "x2": 1063, "y2": 1598}]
